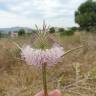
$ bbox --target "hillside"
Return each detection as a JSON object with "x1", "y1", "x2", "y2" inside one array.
[{"x1": 0, "y1": 27, "x2": 33, "y2": 33}]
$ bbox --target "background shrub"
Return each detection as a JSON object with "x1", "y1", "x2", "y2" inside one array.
[
  {"x1": 18, "y1": 29, "x2": 25, "y2": 36},
  {"x1": 58, "y1": 28, "x2": 65, "y2": 33},
  {"x1": 49, "y1": 27, "x2": 55, "y2": 33},
  {"x1": 60, "y1": 29, "x2": 75, "y2": 36}
]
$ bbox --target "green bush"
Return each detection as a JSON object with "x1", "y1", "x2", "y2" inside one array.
[
  {"x1": 60, "y1": 29, "x2": 75, "y2": 36},
  {"x1": 0, "y1": 32, "x2": 2, "y2": 38},
  {"x1": 18, "y1": 29, "x2": 25, "y2": 36},
  {"x1": 70, "y1": 27, "x2": 78, "y2": 31},
  {"x1": 58, "y1": 28, "x2": 65, "y2": 32},
  {"x1": 49, "y1": 27, "x2": 55, "y2": 33}
]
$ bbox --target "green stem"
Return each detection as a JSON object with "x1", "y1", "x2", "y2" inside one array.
[{"x1": 42, "y1": 63, "x2": 48, "y2": 96}]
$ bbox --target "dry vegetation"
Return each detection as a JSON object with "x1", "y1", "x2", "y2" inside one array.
[{"x1": 0, "y1": 32, "x2": 96, "y2": 96}]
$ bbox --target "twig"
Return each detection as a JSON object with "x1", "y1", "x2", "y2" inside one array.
[
  {"x1": 76, "y1": 85, "x2": 96, "y2": 93},
  {"x1": 63, "y1": 77, "x2": 88, "y2": 90},
  {"x1": 67, "y1": 90, "x2": 83, "y2": 96},
  {"x1": 62, "y1": 45, "x2": 84, "y2": 57},
  {"x1": 13, "y1": 57, "x2": 23, "y2": 61}
]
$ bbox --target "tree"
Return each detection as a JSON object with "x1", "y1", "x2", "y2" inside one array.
[
  {"x1": 18, "y1": 29, "x2": 25, "y2": 36},
  {"x1": 49, "y1": 27, "x2": 55, "y2": 33},
  {"x1": 75, "y1": 0, "x2": 96, "y2": 31}
]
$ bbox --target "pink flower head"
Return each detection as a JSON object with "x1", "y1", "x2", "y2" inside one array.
[{"x1": 21, "y1": 45, "x2": 64, "y2": 66}]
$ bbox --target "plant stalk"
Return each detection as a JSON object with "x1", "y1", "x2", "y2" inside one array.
[{"x1": 42, "y1": 62, "x2": 48, "y2": 96}]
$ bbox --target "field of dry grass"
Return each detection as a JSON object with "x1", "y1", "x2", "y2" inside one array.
[{"x1": 0, "y1": 32, "x2": 96, "y2": 96}]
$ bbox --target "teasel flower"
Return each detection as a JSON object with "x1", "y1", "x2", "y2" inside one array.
[
  {"x1": 20, "y1": 21, "x2": 64, "y2": 96},
  {"x1": 21, "y1": 21, "x2": 64, "y2": 66}
]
